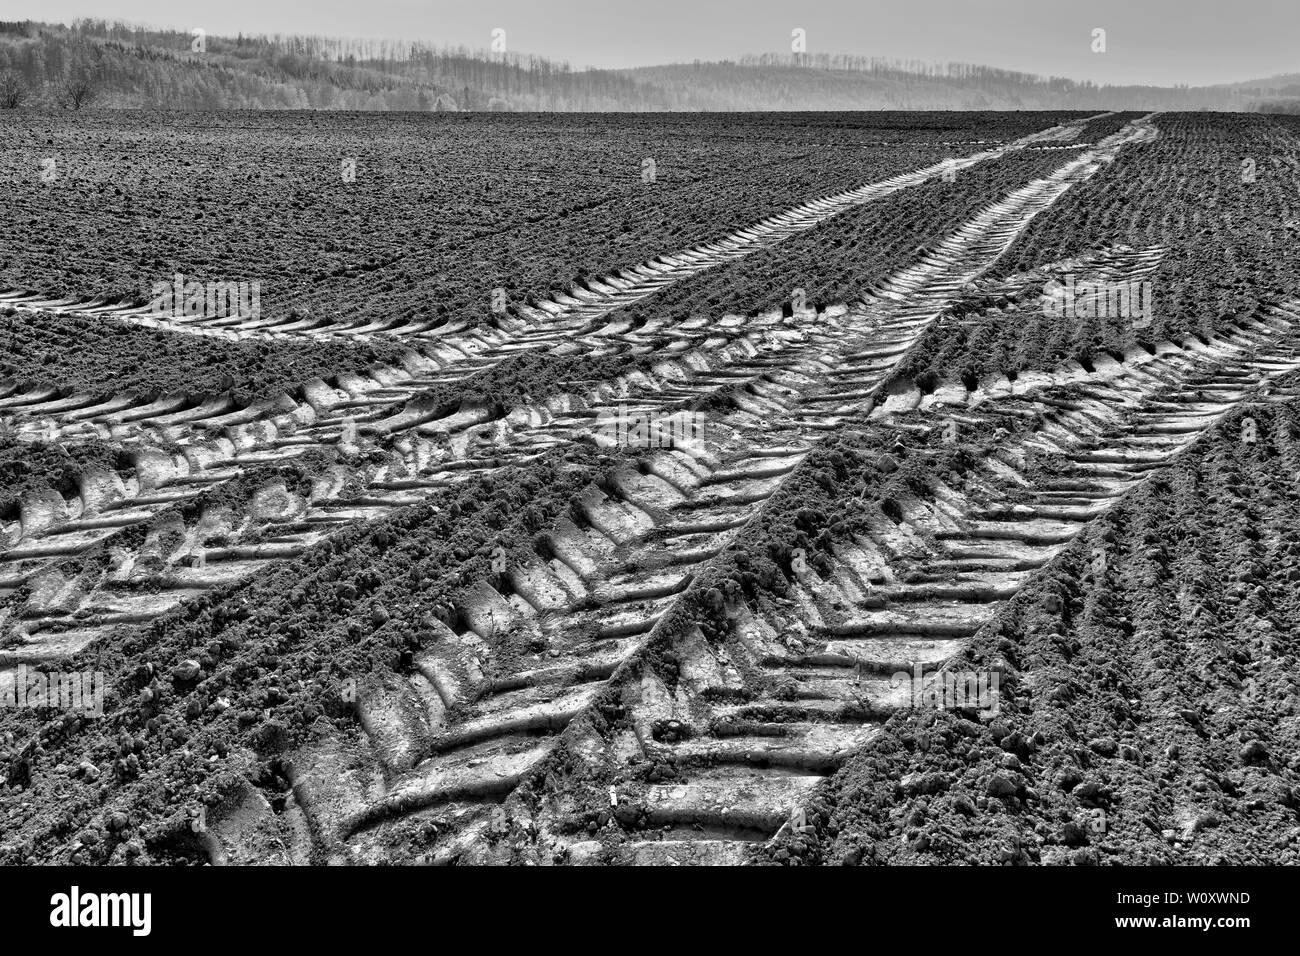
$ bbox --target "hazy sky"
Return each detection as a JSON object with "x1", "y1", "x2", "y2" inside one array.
[{"x1": 17, "y1": 0, "x2": 1299, "y2": 86}]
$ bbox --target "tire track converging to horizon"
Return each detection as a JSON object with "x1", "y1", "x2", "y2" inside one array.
[
  {"x1": 504, "y1": 301, "x2": 1300, "y2": 866},
  {"x1": 0, "y1": 116, "x2": 1115, "y2": 646},
  {"x1": 0, "y1": 114, "x2": 1095, "y2": 348},
  {"x1": 169, "y1": 115, "x2": 1163, "y2": 864},
  {"x1": 0, "y1": 114, "x2": 1106, "y2": 591}
]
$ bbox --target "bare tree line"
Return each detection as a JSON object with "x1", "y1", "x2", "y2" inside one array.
[
  {"x1": 1, "y1": 67, "x2": 96, "y2": 109},
  {"x1": 0, "y1": 17, "x2": 1294, "y2": 112}
]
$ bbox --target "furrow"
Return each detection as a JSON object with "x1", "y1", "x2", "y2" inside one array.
[
  {"x1": 546, "y1": 299, "x2": 1300, "y2": 866},
  {"x1": 0, "y1": 113, "x2": 1091, "y2": 348},
  {"x1": 244, "y1": 117, "x2": 1159, "y2": 865}
]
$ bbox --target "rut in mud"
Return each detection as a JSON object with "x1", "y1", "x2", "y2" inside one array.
[
  {"x1": 0, "y1": 118, "x2": 1145, "y2": 673},
  {"x1": 523, "y1": 306, "x2": 1300, "y2": 866},
  {"x1": 185, "y1": 116, "x2": 1168, "y2": 864},
  {"x1": 9, "y1": 112, "x2": 1288, "y2": 867},
  {"x1": 0, "y1": 115, "x2": 1110, "y2": 601},
  {"x1": 0, "y1": 115, "x2": 1092, "y2": 345}
]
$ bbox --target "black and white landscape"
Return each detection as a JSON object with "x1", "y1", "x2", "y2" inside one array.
[{"x1": 1, "y1": 1, "x2": 1298, "y2": 891}]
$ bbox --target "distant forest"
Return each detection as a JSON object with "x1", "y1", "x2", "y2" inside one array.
[{"x1": 0, "y1": 19, "x2": 1296, "y2": 112}]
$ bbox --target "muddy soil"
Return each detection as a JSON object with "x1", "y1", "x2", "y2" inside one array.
[
  {"x1": 990, "y1": 113, "x2": 1300, "y2": 339},
  {"x1": 763, "y1": 403, "x2": 1300, "y2": 865},
  {"x1": 0, "y1": 441, "x2": 629, "y2": 864},
  {"x1": 0, "y1": 311, "x2": 411, "y2": 404},
  {"x1": 0, "y1": 436, "x2": 126, "y2": 520},
  {"x1": 0, "y1": 111, "x2": 1077, "y2": 329},
  {"x1": 1077, "y1": 112, "x2": 1147, "y2": 142},
  {"x1": 11, "y1": 111, "x2": 1298, "y2": 867},
  {"x1": 488, "y1": 414, "x2": 1038, "y2": 853},
  {"x1": 605, "y1": 149, "x2": 1073, "y2": 325}
]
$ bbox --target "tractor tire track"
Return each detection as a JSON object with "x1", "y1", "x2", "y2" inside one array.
[
  {"x1": 0, "y1": 117, "x2": 1111, "y2": 603},
  {"x1": 532, "y1": 304, "x2": 1300, "y2": 866},
  {"x1": 0, "y1": 119, "x2": 1152, "y2": 656},
  {"x1": 0, "y1": 114, "x2": 1095, "y2": 349},
  {"x1": 207, "y1": 117, "x2": 1159, "y2": 865}
]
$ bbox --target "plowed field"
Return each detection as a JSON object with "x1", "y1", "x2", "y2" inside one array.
[{"x1": 3, "y1": 109, "x2": 1298, "y2": 867}]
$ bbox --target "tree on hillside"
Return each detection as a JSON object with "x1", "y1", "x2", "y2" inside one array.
[
  {"x1": 61, "y1": 71, "x2": 96, "y2": 109},
  {"x1": 0, "y1": 70, "x2": 24, "y2": 107}
]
